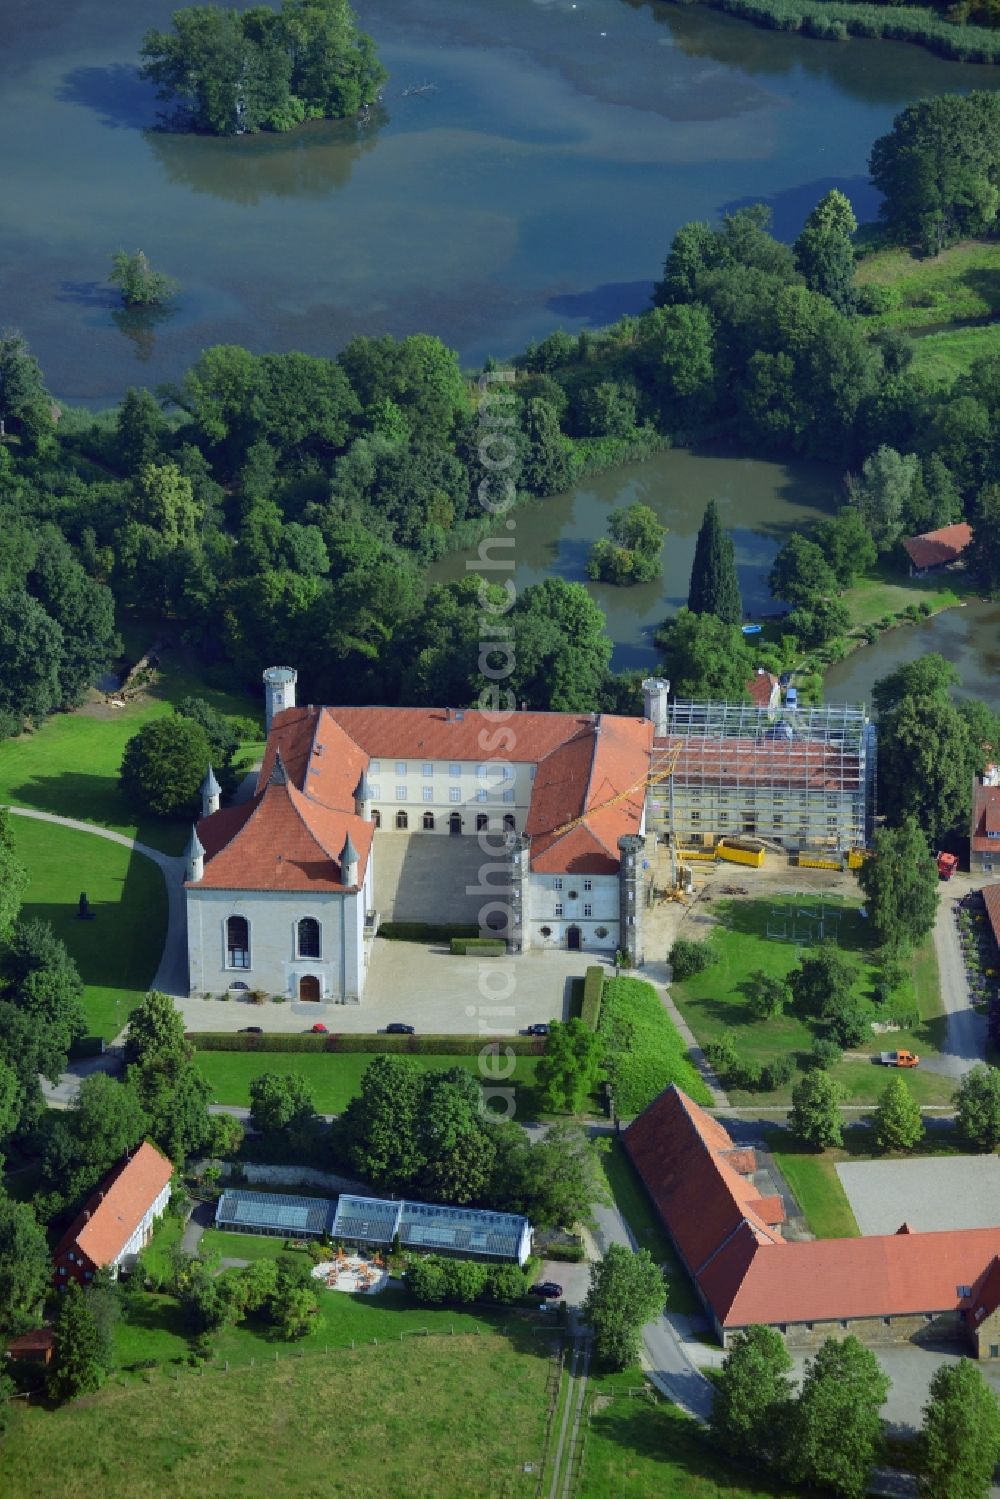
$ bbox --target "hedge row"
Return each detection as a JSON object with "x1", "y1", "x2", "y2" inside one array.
[
  {"x1": 597, "y1": 976, "x2": 713, "y2": 1114},
  {"x1": 379, "y1": 922, "x2": 479, "y2": 942},
  {"x1": 677, "y1": 0, "x2": 1000, "y2": 61},
  {"x1": 187, "y1": 1031, "x2": 547, "y2": 1056},
  {"x1": 581, "y1": 966, "x2": 605, "y2": 1032},
  {"x1": 450, "y1": 938, "x2": 506, "y2": 956}
]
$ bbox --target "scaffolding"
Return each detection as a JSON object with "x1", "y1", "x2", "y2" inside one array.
[{"x1": 645, "y1": 700, "x2": 874, "y2": 855}]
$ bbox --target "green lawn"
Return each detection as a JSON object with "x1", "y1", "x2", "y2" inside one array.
[
  {"x1": 601, "y1": 1139, "x2": 699, "y2": 1317},
  {"x1": 194, "y1": 1049, "x2": 546, "y2": 1118},
  {"x1": 578, "y1": 1374, "x2": 793, "y2": 1499},
  {"x1": 10, "y1": 815, "x2": 167, "y2": 1038},
  {"x1": 0, "y1": 643, "x2": 260, "y2": 855},
  {"x1": 841, "y1": 566, "x2": 963, "y2": 633},
  {"x1": 855, "y1": 240, "x2": 1000, "y2": 331},
  {"x1": 766, "y1": 1139, "x2": 860, "y2": 1239},
  {"x1": 670, "y1": 900, "x2": 952, "y2": 1105},
  {"x1": 909, "y1": 323, "x2": 1000, "y2": 386},
  {"x1": 599, "y1": 976, "x2": 712, "y2": 1113},
  {"x1": 0, "y1": 1329, "x2": 552, "y2": 1499}
]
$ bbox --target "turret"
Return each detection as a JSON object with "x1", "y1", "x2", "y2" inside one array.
[
  {"x1": 355, "y1": 770, "x2": 372, "y2": 819},
  {"x1": 200, "y1": 763, "x2": 221, "y2": 818},
  {"x1": 263, "y1": 665, "x2": 297, "y2": 734},
  {"x1": 642, "y1": 677, "x2": 670, "y2": 737},
  {"x1": 341, "y1": 833, "x2": 359, "y2": 888},
  {"x1": 185, "y1": 825, "x2": 205, "y2": 884}
]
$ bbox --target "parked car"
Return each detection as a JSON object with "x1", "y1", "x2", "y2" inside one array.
[
  {"x1": 386, "y1": 1022, "x2": 415, "y2": 1035},
  {"x1": 874, "y1": 1050, "x2": 920, "y2": 1067},
  {"x1": 529, "y1": 1281, "x2": 563, "y2": 1299},
  {"x1": 525, "y1": 1023, "x2": 549, "y2": 1037},
  {"x1": 310, "y1": 1023, "x2": 329, "y2": 1034},
  {"x1": 239, "y1": 1026, "x2": 263, "y2": 1035}
]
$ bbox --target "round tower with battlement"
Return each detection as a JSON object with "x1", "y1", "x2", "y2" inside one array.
[{"x1": 263, "y1": 666, "x2": 297, "y2": 734}]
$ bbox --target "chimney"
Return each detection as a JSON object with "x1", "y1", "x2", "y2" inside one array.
[{"x1": 642, "y1": 677, "x2": 670, "y2": 737}]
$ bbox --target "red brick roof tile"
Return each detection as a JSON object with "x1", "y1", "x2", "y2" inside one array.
[
  {"x1": 902, "y1": 523, "x2": 972, "y2": 571},
  {"x1": 53, "y1": 1143, "x2": 173, "y2": 1271},
  {"x1": 983, "y1": 885, "x2": 1000, "y2": 949},
  {"x1": 192, "y1": 778, "x2": 373, "y2": 892}
]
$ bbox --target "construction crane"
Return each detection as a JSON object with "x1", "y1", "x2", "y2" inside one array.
[{"x1": 550, "y1": 741, "x2": 684, "y2": 839}]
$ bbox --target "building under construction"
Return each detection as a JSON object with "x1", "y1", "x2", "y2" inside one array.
[{"x1": 641, "y1": 682, "x2": 875, "y2": 860}]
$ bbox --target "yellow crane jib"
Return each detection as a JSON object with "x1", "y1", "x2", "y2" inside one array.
[{"x1": 550, "y1": 741, "x2": 683, "y2": 839}]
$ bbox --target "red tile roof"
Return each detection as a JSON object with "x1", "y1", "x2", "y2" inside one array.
[
  {"x1": 626, "y1": 1086, "x2": 1000, "y2": 1332},
  {"x1": 972, "y1": 781, "x2": 1000, "y2": 854},
  {"x1": 193, "y1": 777, "x2": 374, "y2": 892},
  {"x1": 747, "y1": 671, "x2": 779, "y2": 708},
  {"x1": 53, "y1": 1143, "x2": 173, "y2": 1272},
  {"x1": 983, "y1": 885, "x2": 1000, "y2": 949},
  {"x1": 196, "y1": 705, "x2": 652, "y2": 888},
  {"x1": 902, "y1": 523, "x2": 972, "y2": 571},
  {"x1": 654, "y1": 736, "x2": 860, "y2": 793}
]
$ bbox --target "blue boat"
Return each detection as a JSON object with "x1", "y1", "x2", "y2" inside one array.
[{"x1": 741, "y1": 624, "x2": 762, "y2": 636}]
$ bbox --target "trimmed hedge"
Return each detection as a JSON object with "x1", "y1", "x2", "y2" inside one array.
[
  {"x1": 581, "y1": 966, "x2": 605, "y2": 1032},
  {"x1": 379, "y1": 922, "x2": 479, "y2": 942},
  {"x1": 186, "y1": 1031, "x2": 546, "y2": 1056},
  {"x1": 679, "y1": 0, "x2": 1000, "y2": 63},
  {"x1": 450, "y1": 938, "x2": 506, "y2": 956},
  {"x1": 598, "y1": 976, "x2": 712, "y2": 1114}
]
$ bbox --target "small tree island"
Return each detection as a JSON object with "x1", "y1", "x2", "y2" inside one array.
[
  {"x1": 140, "y1": 0, "x2": 387, "y2": 137},
  {"x1": 586, "y1": 502, "x2": 665, "y2": 585}
]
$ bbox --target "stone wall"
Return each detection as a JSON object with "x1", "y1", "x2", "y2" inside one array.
[{"x1": 724, "y1": 1309, "x2": 968, "y2": 1353}]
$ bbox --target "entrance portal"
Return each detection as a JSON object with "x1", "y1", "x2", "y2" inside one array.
[
  {"x1": 567, "y1": 925, "x2": 582, "y2": 951},
  {"x1": 449, "y1": 812, "x2": 462, "y2": 835},
  {"x1": 299, "y1": 974, "x2": 321, "y2": 1002}
]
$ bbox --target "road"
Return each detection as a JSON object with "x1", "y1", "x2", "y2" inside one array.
[{"x1": 921, "y1": 877, "x2": 986, "y2": 1080}]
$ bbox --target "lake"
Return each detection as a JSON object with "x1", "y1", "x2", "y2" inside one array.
[
  {"x1": 4, "y1": 0, "x2": 997, "y2": 702},
  {"x1": 3, "y1": 0, "x2": 998, "y2": 403}
]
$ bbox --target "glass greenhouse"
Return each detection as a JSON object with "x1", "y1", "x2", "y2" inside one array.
[
  {"x1": 332, "y1": 1193, "x2": 532, "y2": 1264},
  {"x1": 215, "y1": 1189, "x2": 335, "y2": 1240}
]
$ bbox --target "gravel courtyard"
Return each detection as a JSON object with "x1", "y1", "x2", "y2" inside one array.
[{"x1": 837, "y1": 1156, "x2": 1000, "y2": 1236}]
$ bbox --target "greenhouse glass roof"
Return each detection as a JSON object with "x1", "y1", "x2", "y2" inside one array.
[
  {"x1": 215, "y1": 1189, "x2": 335, "y2": 1237},
  {"x1": 332, "y1": 1194, "x2": 531, "y2": 1263}
]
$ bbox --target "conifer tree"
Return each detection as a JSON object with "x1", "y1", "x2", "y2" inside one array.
[
  {"x1": 873, "y1": 1074, "x2": 924, "y2": 1153},
  {"x1": 47, "y1": 1282, "x2": 107, "y2": 1402},
  {"x1": 687, "y1": 499, "x2": 742, "y2": 624}
]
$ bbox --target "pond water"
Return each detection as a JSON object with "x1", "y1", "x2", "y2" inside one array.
[{"x1": 3, "y1": 0, "x2": 998, "y2": 403}]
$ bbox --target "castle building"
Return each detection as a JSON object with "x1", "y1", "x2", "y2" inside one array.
[{"x1": 184, "y1": 670, "x2": 876, "y2": 1006}]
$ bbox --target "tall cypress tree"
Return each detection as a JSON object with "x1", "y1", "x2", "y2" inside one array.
[{"x1": 687, "y1": 499, "x2": 742, "y2": 624}]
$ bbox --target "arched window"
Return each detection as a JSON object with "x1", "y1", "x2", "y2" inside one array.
[
  {"x1": 372, "y1": 809, "x2": 381, "y2": 828},
  {"x1": 297, "y1": 917, "x2": 320, "y2": 959},
  {"x1": 396, "y1": 810, "x2": 409, "y2": 830},
  {"x1": 503, "y1": 814, "x2": 516, "y2": 832},
  {"x1": 422, "y1": 812, "x2": 435, "y2": 830},
  {"x1": 476, "y1": 813, "x2": 488, "y2": 832},
  {"x1": 226, "y1": 916, "x2": 249, "y2": 968}
]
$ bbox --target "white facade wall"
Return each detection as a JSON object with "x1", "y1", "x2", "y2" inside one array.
[
  {"x1": 186, "y1": 873, "x2": 371, "y2": 1002},
  {"x1": 367, "y1": 758, "x2": 534, "y2": 836},
  {"x1": 112, "y1": 1181, "x2": 171, "y2": 1274},
  {"x1": 527, "y1": 872, "x2": 619, "y2": 952}
]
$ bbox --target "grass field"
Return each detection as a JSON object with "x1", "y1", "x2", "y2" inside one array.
[
  {"x1": 0, "y1": 643, "x2": 261, "y2": 854},
  {"x1": 767, "y1": 1140, "x2": 860, "y2": 1239},
  {"x1": 909, "y1": 323, "x2": 1000, "y2": 386},
  {"x1": 855, "y1": 240, "x2": 1000, "y2": 331},
  {"x1": 600, "y1": 1139, "x2": 699, "y2": 1316},
  {"x1": 841, "y1": 567, "x2": 963, "y2": 633},
  {"x1": 0, "y1": 1332, "x2": 553, "y2": 1499},
  {"x1": 193, "y1": 1050, "x2": 546, "y2": 1117},
  {"x1": 578, "y1": 1375, "x2": 791, "y2": 1499},
  {"x1": 9, "y1": 815, "x2": 167, "y2": 1038},
  {"x1": 670, "y1": 899, "x2": 951, "y2": 1106}
]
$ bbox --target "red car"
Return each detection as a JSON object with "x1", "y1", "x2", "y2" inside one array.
[{"x1": 310, "y1": 1023, "x2": 329, "y2": 1034}]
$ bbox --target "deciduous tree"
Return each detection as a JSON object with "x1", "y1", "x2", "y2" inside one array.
[
  {"x1": 120, "y1": 715, "x2": 211, "y2": 817},
  {"x1": 0, "y1": 809, "x2": 27, "y2": 943},
  {"x1": 536, "y1": 1020, "x2": 605, "y2": 1114},
  {"x1": 954, "y1": 1065, "x2": 1000, "y2": 1152},
  {"x1": 0, "y1": 1194, "x2": 50, "y2": 1334},
  {"x1": 710, "y1": 1323, "x2": 793, "y2": 1463},
  {"x1": 582, "y1": 1244, "x2": 665, "y2": 1370},
  {"x1": 873, "y1": 1074, "x2": 924, "y2": 1153},
  {"x1": 785, "y1": 1336, "x2": 889, "y2": 1499},
  {"x1": 789, "y1": 1069, "x2": 845, "y2": 1150},
  {"x1": 857, "y1": 817, "x2": 939, "y2": 955},
  {"x1": 768, "y1": 534, "x2": 838, "y2": 609},
  {"x1": 920, "y1": 1357, "x2": 1000, "y2": 1499}
]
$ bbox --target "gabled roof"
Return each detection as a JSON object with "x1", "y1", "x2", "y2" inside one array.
[
  {"x1": 53, "y1": 1143, "x2": 173, "y2": 1269},
  {"x1": 653, "y1": 735, "x2": 860, "y2": 793},
  {"x1": 323, "y1": 706, "x2": 594, "y2": 766},
  {"x1": 528, "y1": 717, "x2": 652, "y2": 875},
  {"x1": 626, "y1": 1086, "x2": 1000, "y2": 1331},
  {"x1": 902, "y1": 522, "x2": 972, "y2": 571},
  {"x1": 972, "y1": 781, "x2": 1000, "y2": 853},
  {"x1": 190, "y1": 776, "x2": 373, "y2": 892},
  {"x1": 747, "y1": 671, "x2": 779, "y2": 708}
]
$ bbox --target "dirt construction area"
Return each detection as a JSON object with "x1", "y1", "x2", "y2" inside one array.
[{"x1": 837, "y1": 1156, "x2": 1000, "y2": 1236}]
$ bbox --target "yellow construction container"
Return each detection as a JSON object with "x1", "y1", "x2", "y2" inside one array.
[
  {"x1": 846, "y1": 848, "x2": 867, "y2": 870},
  {"x1": 716, "y1": 839, "x2": 765, "y2": 869},
  {"x1": 676, "y1": 847, "x2": 717, "y2": 863},
  {"x1": 798, "y1": 855, "x2": 842, "y2": 872}
]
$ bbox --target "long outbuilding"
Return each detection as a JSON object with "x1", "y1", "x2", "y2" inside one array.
[{"x1": 333, "y1": 1194, "x2": 532, "y2": 1264}]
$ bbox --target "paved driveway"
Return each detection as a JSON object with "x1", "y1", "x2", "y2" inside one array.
[
  {"x1": 923, "y1": 879, "x2": 987, "y2": 1079},
  {"x1": 838, "y1": 1156, "x2": 1000, "y2": 1236}
]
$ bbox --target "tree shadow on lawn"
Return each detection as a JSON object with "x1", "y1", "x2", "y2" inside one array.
[
  {"x1": 590, "y1": 1398, "x2": 789, "y2": 1496},
  {"x1": 7, "y1": 768, "x2": 188, "y2": 855}
]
